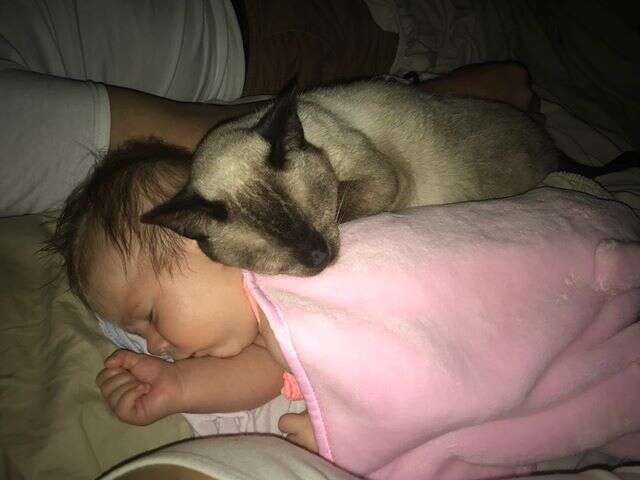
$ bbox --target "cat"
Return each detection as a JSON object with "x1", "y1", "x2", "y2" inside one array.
[{"x1": 142, "y1": 80, "x2": 565, "y2": 275}]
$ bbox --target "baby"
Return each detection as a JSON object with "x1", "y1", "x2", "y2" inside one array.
[
  {"x1": 51, "y1": 138, "x2": 640, "y2": 479},
  {"x1": 48, "y1": 138, "x2": 317, "y2": 450}
]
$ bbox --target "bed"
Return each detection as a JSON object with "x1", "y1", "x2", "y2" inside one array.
[{"x1": 2, "y1": 1, "x2": 639, "y2": 479}]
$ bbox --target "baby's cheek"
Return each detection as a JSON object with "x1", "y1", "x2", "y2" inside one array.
[
  {"x1": 169, "y1": 330, "x2": 209, "y2": 351},
  {"x1": 158, "y1": 315, "x2": 212, "y2": 351}
]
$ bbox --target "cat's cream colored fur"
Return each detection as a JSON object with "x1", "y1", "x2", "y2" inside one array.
[{"x1": 144, "y1": 81, "x2": 559, "y2": 275}]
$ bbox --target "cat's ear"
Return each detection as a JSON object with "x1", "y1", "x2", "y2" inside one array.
[
  {"x1": 255, "y1": 81, "x2": 305, "y2": 169},
  {"x1": 141, "y1": 188, "x2": 228, "y2": 240}
]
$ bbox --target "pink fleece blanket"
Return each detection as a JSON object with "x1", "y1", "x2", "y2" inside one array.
[{"x1": 243, "y1": 187, "x2": 640, "y2": 480}]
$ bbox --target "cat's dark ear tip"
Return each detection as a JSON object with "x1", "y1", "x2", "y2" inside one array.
[
  {"x1": 139, "y1": 209, "x2": 154, "y2": 224},
  {"x1": 140, "y1": 202, "x2": 171, "y2": 226}
]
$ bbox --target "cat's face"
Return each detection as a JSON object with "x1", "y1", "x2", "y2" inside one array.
[{"x1": 142, "y1": 92, "x2": 340, "y2": 276}]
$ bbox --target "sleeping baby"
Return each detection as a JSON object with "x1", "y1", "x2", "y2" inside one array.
[{"x1": 50, "y1": 139, "x2": 640, "y2": 480}]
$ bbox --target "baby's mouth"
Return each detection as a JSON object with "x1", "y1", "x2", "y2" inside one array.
[
  {"x1": 153, "y1": 349, "x2": 176, "y2": 362},
  {"x1": 192, "y1": 350, "x2": 211, "y2": 359}
]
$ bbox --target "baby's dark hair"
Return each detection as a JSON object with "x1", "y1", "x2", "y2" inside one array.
[{"x1": 46, "y1": 138, "x2": 193, "y2": 305}]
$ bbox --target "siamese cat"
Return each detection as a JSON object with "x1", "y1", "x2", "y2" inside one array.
[{"x1": 143, "y1": 80, "x2": 564, "y2": 275}]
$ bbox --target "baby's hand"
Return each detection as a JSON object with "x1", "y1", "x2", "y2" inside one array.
[
  {"x1": 95, "y1": 349, "x2": 183, "y2": 426},
  {"x1": 279, "y1": 411, "x2": 318, "y2": 453}
]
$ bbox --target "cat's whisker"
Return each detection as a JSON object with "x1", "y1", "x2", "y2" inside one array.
[{"x1": 335, "y1": 186, "x2": 348, "y2": 223}]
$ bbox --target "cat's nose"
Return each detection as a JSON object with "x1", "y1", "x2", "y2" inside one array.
[
  {"x1": 310, "y1": 248, "x2": 329, "y2": 268},
  {"x1": 299, "y1": 234, "x2": 332, "y2": 270}
]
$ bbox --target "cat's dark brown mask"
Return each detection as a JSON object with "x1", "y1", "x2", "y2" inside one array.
[{"x1": 142, "y1": 90, "x2": 340, "y2": 275}]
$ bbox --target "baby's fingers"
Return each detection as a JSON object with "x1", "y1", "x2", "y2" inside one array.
[
  {"x1": 96, "y1": 366, "x2": 125, "y2": 389},
  {"x1": 279, "y1": 412, "x2": 307, "y2": 435},
  {"x1": 113, "y1": 383, "x2": 151, "y2": 425},
  {"x1": 105, "y1": 378, "x2": 145, "y2": 412},
  {"x1": 279, "y1": 412, "x2": 318, "y2": 453},
  {"x1": 97, "y1": 369, "x2": 138, "y2": 399}
]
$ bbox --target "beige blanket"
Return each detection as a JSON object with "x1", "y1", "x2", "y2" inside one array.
[{"x1": 0, "y1": 214, "x2": 192, "y2": 480}]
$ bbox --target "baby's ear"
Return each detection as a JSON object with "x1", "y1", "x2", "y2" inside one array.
[{"x1": 141, "y1": 188, "x2": 228, "y2": 240}]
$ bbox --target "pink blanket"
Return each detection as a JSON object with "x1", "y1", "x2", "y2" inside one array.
[{"x1": 244, "y1": 187, "x2": 640, "y2": 480}]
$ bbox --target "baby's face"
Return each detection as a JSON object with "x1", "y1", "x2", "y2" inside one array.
[{"x1": 85, "y1": 237, "x2": 258, "y2": 360}]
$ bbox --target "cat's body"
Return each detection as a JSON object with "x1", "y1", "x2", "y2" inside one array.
[
  {"x1": 144, "y1": 80, "x2": 561, "y2": 275},
  {"x1": 296, "y1": 82, "x2": 559, "y2": 213}
]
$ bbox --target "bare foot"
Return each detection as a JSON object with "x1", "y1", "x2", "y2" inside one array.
[{"x1": 417, "y1": 62, "x2": 539, "y2": 113}]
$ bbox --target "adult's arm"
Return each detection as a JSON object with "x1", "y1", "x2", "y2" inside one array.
[
  {"x1": 0, "y1": 70, "x2": 263, "y2": 216},
  {"x1": 107, "y1": 85, "x2": 264, "y2": 153}
]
